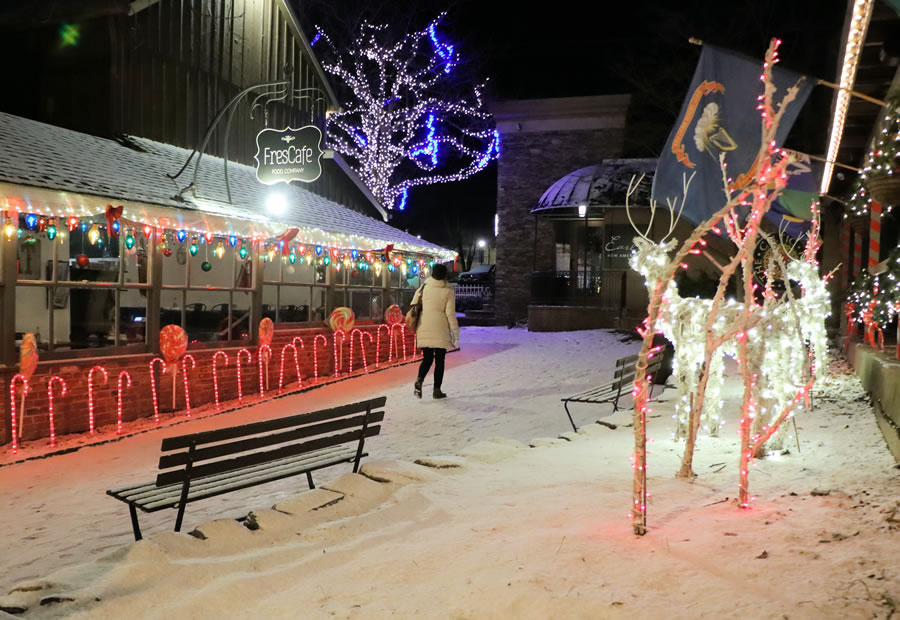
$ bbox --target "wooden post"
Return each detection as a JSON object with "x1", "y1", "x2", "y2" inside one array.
[{"x1": 0, "y1": 230, "x2": 16, "y2": 366}]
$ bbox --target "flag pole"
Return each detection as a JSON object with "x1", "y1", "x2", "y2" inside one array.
[
  {"x1": 784, "y1": 149, "x2": 861, "y2": 173},
  {"x1": 688, "y1": 37, "x2": 888, "y2": 108}
]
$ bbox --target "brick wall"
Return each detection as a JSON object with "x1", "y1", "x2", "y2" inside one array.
[
  {"x1": 495, "y1": 128, "x2": 626, "y2": 324},
  {"x1": 1, "y1": 323, "x2": 416, "y2": 448}
]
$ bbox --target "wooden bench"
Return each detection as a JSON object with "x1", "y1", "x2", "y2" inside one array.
[
  {"x1": 562, "y1": 353, "x2": 663, "y2": 432},
  {"x1": 107, "y1": 396, "x2": 387, "y2": 540}
]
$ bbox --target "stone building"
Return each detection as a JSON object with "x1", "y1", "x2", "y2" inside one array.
[{"x1": 490, "y1": 95, "x2": 630, "y2": 325}]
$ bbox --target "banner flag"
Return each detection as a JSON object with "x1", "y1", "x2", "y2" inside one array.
[
  {"x1": 764, "y1": 153, "x2": 822, "y2": 238},
  {"x1": 651, "y1": 45, "x2": 814, "y2": 225}
]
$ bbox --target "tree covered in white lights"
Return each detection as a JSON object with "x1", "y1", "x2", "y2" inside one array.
[{"x1": 312, "y1": 14, "x2": 500, "y2": 211}]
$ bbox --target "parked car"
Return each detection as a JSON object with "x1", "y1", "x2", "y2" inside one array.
[{"x1": 458, "y1": 264, "x2": 495, "y2": 285}]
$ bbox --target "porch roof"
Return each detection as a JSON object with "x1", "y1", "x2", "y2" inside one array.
[
  {"x1": 0, "y1": 112, "x2": 453, "y2": 259},
  {"x1": 531, "y1": 159, "x2": 657, "y2": 218}
]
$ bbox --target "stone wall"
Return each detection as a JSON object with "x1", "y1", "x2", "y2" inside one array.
[
  {"x1": 495, "y1": 128, "x2": 626, "y2": 325},
  {"x1": 1, "y1": 323, "x2": 416, "y2": 449}
]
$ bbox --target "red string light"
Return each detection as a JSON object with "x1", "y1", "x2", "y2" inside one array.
[
  {"x1": 349, "y1": 328, "x2": 372, "y2": 374},
  {"x1": 116, "y1": 371, "x2": 132, "y2": 435},
  {"x1": 182, "y1": 354, "x2": 196, "y2": 416},
  {"x1": 46, "y1": 376, "x2": 67, "y2": 447},
  {"x1": 87, "y1": 365, "x2": 108, "y2": 435},
  {"x1": 333, "y1": 330, "x2": 347, "y2": 377},
  {"x1": 278, "y1": 344, "x2": 300, "y2": 393},
  {"x1": 313, "y1": 335, "x2": 328, "y2": 381},
  {"x1": 291, "y1": 337, "x2": 305, "y2": 386},
  {"x1": 258, "y1": 344, "x2": 271, "y2": 396},
  {"x1": 8, "y1": 374, "x2": 28, "y2": 454},
  {"x1": 376, "y1": 324, "x2": 391, "y2": 367},
  {"x1": 212, "y1": 351, "x2": 229, "y2": 411},
  {"x1": 149, "y1": 357, "x2": 165, "y2": 424},
  {"x1": 237, "y1": 348, "x2": 252, "y2": 403}
]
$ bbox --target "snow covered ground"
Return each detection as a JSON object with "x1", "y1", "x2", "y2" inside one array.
[{"x1": 2, "y1": 328, "x2": 898, "y2": 619}]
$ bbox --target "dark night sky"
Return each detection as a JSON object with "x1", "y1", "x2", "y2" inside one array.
[{"x1": 295, "y1": 0, "x2": 847, "y2": 247}]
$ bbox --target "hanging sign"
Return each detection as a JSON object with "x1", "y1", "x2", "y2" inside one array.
[{"x1": 254, "y1": 126, "x2": 324, "y2": 185}]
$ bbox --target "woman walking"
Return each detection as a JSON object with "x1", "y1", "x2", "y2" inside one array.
[{"x1": 411, "y1": 264, "x2": 459, "y2": 399}]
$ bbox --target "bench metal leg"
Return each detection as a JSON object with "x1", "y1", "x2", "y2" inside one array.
[
  {"x1": 563, "y1": 401, "x2": 578, "y2": 433},
  {"x1": 129, "y1": 504, "x2": 143, "y2": 541},
  {"x1": 306, "y1": 471, "x2": 315, "y2": 489}
]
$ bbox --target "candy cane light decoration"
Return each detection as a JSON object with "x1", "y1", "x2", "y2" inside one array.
[
  {"x1": 8, "y1": 374, "x2": 28, "y2": 454},
  {"x1": 149, "y1": 357, "x2": 165, "y2": 424},
  {"x1": 88, "y1": 365, "x2": 108, "y2": 434},
  {"x1": 376, "y1": 324, "x2": 391, "y2": 367},
  {"x1": 313, "y1": 334, "x2": 328, "y2": 381},
  {"x1": 258, "y1": 344, "x2": 271, "y2": 396},
  {"x1": 333, "y1": 330, "x2": 347, "y2": 377},
  {"x1": 349, "y1": 329, "x2": 372, "y2": 375},
  {"x1": 237, "y1": 348, "x2": 252, "y2": 403},
  {"x1": 279, "y1": 343, "x2": 300, "y2": 393},
  {"x1": 212, "y1": 351, "x2": 229, "y2": 411},
  {"x1": 291, "y1": 337, "x2": 305, "y2": 385},
  {"x1": 116, "y1": 371, "x2": 132, "y2": 435},
  {"x1": 182, "y1": 354, "x2": 196, "y2": 416},
  {"x1": 46, "y1": 376, "x2": 67, "y2": 447}
]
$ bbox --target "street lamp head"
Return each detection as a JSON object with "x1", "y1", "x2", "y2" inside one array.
[
  {"x1": 477, "y1": 239, "x2": 486, "y2": 248},
  {"x1": 578, "y1": 204, "x2": 587, "y2": 218}
]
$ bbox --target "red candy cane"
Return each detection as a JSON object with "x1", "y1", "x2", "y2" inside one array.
[
  {"x1": 390, "y1": 323, "x2": 405, "y2": 362},
  {"x1": 237, "y1": 348, "x2": 252, "y2": 403},
  {"x1": 46, "y1": 376, "x2": 67, "y2": 447},
  {"x1": 350, "y1": 329, "x2": 373, "y2": 374},
  {"x1": 116, "y1": 371, "x2": 132, "y2": 435},
  {"x1": 279, "y1": 343, "x2": 300, "y2": 393},
  {"x1": 313, "y1": 334, "x2": 328, "y2": 381},
  {"x1": 88, "y1": 365, "x2": 108, "y2": 434},
  {"x1": 291, "y1": 337, "x2": 305, "y2": 386},
  {"x1": 182, "y1": 354, "x2": 196, "y2": 416},
  {"x1": 8, "y1": 374, "x2": 28, "y2": 454},
  {"x1": 213, "y1": 351, "x2": 229, "y2": 411},
  {"x1": 149, "y1": 357, "x2": 165, "y2": 424},
  {"x1": 333, "y1": 330, "x2": 347, "y2": 377},
  {"x1": 258, "y1": 344, "x2": 271, "y2": 396},
  {"x1": 376, "y1": 324, "x2": 391, "y2": 367}
]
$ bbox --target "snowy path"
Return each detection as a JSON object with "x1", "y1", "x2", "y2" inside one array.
[{"x1": 0, "y1": 327, "x2": 640, "y2": 589}]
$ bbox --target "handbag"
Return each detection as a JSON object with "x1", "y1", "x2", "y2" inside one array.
[{"x1": 405, "y1": 284, "x2": 426, "y2": 331}]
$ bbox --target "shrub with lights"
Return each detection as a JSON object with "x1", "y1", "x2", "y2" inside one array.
[
  {"x1": 847, "y1": 98, "x2": 900, "y2": 217},
  {"x1": 313, "y1": 13, "x2": 500, "y2": 210}
]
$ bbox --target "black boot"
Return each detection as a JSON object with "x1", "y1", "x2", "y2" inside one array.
[
  {"x1": 414, "y1": 379, "x2": 423, "y2": 398},
  {"x1": 433, "y1": 388, "x2": 447, "y2": 399}
]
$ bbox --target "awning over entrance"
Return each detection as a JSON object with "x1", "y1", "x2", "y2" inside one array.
[{"x1": 531, "y1": 159, "x2": 657, "y2": 219}]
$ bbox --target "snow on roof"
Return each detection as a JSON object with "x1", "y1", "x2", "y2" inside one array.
[
  {"x1": 532, "y1": 159, "x2": 657, "y2": 213},
  {"x1": 0, "y1": 112, "x2": 452, "y2": 258}
]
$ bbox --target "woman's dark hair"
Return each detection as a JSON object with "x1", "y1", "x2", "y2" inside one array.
[{"x1": 431, "y1": 263, "x2": 448, "y2": 280}]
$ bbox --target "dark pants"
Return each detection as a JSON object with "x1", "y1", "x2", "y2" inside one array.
[{"x1": 417, "y1": 347, "x2": 446, "y2": 389}]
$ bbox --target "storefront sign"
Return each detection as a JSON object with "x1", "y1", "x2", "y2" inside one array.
[
  {"x1": 603, "y1": 225, "x2": 639, "y2": 270},
  {"x1": 254, "y1": 126, "x2": 324, "y2": 185}
]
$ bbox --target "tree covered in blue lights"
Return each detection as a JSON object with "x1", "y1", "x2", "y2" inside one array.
[{"x1": 313, "y1": 14, "x2": 500, "y2": 211}]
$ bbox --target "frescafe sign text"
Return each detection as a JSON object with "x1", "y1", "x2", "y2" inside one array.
[{"x1": 254, "y1": 126, "x2": 324, "y2": 185}]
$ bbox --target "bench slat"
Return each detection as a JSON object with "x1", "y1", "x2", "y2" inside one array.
[
  {"x1": 158, "y1": 411, "x2": 385, "y2": 470},
  {"x1": 160, "y1": 396, "x2": 387, "y2": 451},
  {"x1": 120, "y1": 446, "x2": 351, "y2": 504},
  {"x1": 156, "y1": 425, "x2": 381, "y2": 487},
  {"x1": 141, "y1": 449, "x2": 361, "y2": 511}
]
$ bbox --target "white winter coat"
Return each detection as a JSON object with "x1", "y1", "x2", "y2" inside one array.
[{"x1": 411, "y1": 277, "x2": 459, "y2": 350}]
